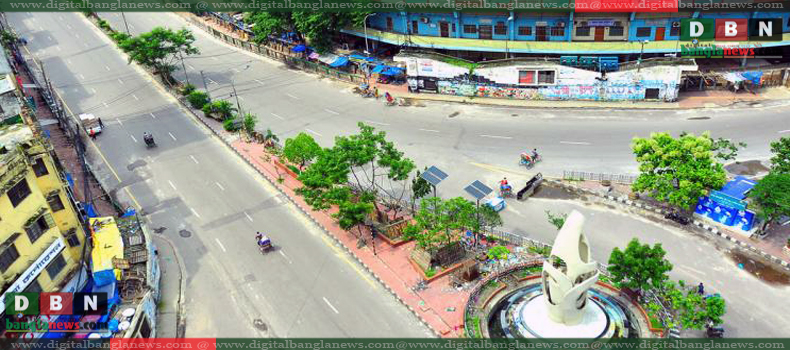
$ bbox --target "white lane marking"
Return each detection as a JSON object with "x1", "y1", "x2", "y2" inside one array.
[
  {"x1": 74, "y1": 33, "x2": 79, "y2": 39},
  {"x1": 105, "y1": 65, "x2": 111, "y2": 71},
  {"x1": 418, "y1": 128, "x2": 440, "y2": 133},
  {"x1": 274, "y1": 196, "x2": 283, "y2": 204},
  {"x1": 132, "y1": 94, "x2": 139, "y2": 101},
  {"x1": 211, "y1": 56, "x2": 219, "y2": 61},
  {"x1": 238, "y1": 95, "x2": 245, "y2": 101},
  {"x1": 560, "y1": 141, "x2": 592, "y2": 145},
  {"x1": 66, "y1": 24, "x2": 72, "y2": 30},
  {"x1": 305, "y1": 128, "x2": 322, "y2": 137},
  {"x1": 322, "y1": 297, "x2": 339, "y2": 314},
  {"x1": 480, "y1": 134, "x2": 512, "y2": 140},
  {"x1": 364, "y1": 120, "x2": 389, "y2": 126},
  {"x1": 254, "y1": 79, "x2": 265, "y2": 86},
  {"x1": 66, "y1": 59, "x2": 72, "y2": 64},
  {"x1": 116, "y1": 118, "x2": 123, "y2": 126},
  {"x1": 215, "y1": 182, "x2": 225, "y2": 191},
  {"x1": 47, "y1": 36, "x2": 52, "y2": 41},
  {"x1": 215, "y1": 238, "x2": 227, "y2": 253},
  {"x1": 59, "y1": 15, "x2": 63, "y2": 20},
  {"x1": 187, "y1": 64, "x2": 195, "y2": 70},
  {"x1": 103, "y1": 102, "x2": 108, "y2": 108},
  {"x1": 118, "y1": 78, "x2": 124, "y2": 85},
  {"x1": 271, "y1": 113, "x2": 284, "y2": 120},
  {"x1": 56, "y1": 46, "x2": 61, "y2": 52},
  {"x1": 779, "y1": 130, "x2": 790, "y2": 134},
  {"x1": 279, "y1": 250, "x2": 293, "y2": 264},
  {"x1": 189, "y1": 155, "x2": 199, "y2": 164},
  {"x1": 190, "y1": 207, "x2": 201, "y2": 218},
  {"x1": 232, "y1": 68, "x2": 240, "y2": 73},
  {"x1": 285, "y1": 93, "x2": 299, "y2": 100},
  {"x1": 168, "y1": 180, "x2": 177, "y2": 191},
  {"x1": 90, "y1": 88, "x2": 96, "y2": 94},
  {"x1": 207, "y1": 78, "x2": 216, "y2": 85},
  {"x1": 84, "y1": 42, "x2": 89, "y2": 48},
  {"x1": 149, "y1": 112, "x2": 156, "y2": 119},
  {"x1": 130, "y1": 135, "x2": 137, "y2": 143},
  {"x1": 244, "y1": 211, "x2": 253, "y2": 222},
  {"x1": 168, "y1": 132, "x2": 177, "y2": 141},
  {"x1": 255, "y1": 294, "x2": 261, "y2": 300},
  {"x1": 324, "y1": 108, "x2": 339, "y2": 115},
  {"x1": 78, "y1": 74, "x2": 85, "y2": 80}
]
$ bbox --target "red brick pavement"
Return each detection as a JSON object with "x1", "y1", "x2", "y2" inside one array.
[
  {"x1": 232, "y1": 140, "x2": 469, "y2": 337},
  {"x1": 14, "y1": 60, "x2": 117, "y2": 217}
]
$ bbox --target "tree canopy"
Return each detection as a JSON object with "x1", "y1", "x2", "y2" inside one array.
[
  {"x1": 245, "y1": 12, "x2": 369, "y2": 52},
  {"x1": 608, "y1": 238, "x2": 673, "y2": 293},
  {"x1": 748, "y1": 172, "x2": 790, "y2": 227},
  {"x1": 664, "y1": 281, "x2": 726, "y2": 330},
  {"x1": 404, "y1": 197, "x2": 478, "y2": 251},
  {"x1": 283, "y1": 132, "x2": 322, "y2": 169},
  {"x1": 116, "y1": 27, "x2": 198, "y2": 81},
  {"x1": 770, "y1": 137, "x2": 790, "y2": 174},
  {"x1": 632, "y1": 132, "x2": 727, "y2": 210}
]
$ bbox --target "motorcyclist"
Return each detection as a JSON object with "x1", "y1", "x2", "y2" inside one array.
[
  {"x1": 500, "y1": 177, "x2": 512, "y2": 194},
  {"x1": 255, "y1": 231, "x2": 263, "y2": 242},
  {"x1": 385, "y1": 92, "x2": 394, "y2": 104},
  {"x1": 532, "y1": 148, "x2": 539, "y2": 161},
  {"x1": 520, "y1": 152, "x2": 532, "y2": 164}
]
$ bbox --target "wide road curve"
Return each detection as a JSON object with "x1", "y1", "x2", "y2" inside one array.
[{"x1": 8, "y1": 12, "x2": 431, "y2": 338}]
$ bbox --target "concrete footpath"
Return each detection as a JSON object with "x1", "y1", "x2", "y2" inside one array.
[{"x1": 151, "y1": 234, "x2": 185, "y2": 338}]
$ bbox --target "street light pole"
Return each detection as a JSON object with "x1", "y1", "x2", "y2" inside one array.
[
  {"x1": 200, "y1": 70, "x2": 210, "y2": 100},
  {"x1": 363, "y1": 14, "x2": 376, "y2": 55},
  {"x1": 180, "y1": 53, "x2": 190, "y2": 86},
  {"x1": 120, "y1": 12, "x2": 131, "y2": 35},
  {"x1": 506, "y1": 15, "x2": 514, "y2": 59},
  {"x1": 638, "y1": 40, "x2": 649, "y2": 72},
  {"x1": 231, "y1": 80, "x2": 242, "y2": 117}
]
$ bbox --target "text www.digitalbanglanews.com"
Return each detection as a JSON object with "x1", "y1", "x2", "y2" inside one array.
[{"x1": 4, "y1": 0, "x2": 787, "y2": 12}]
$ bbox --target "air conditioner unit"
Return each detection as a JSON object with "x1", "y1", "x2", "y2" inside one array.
[
  {"x1": 672, "y1": 21, "x2": 681, "y2": 27},
  {"x1": 421, "y1": 17, "x2": 430, "y2": 24}
]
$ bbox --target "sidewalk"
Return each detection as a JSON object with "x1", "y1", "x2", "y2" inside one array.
[
  {"x1": 184, "y1": 13, "x2": 790, "y2": 111},
  {"x1": 152, "y1": 235, "x2": 184, "y2": 338}
]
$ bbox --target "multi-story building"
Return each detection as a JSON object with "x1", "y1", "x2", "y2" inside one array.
[
  {"x1": 347, "y1": 10, "x2": 790, "y2": 61},
  {"x1": 1, "y1": 49, "x2": 22, "y2": 125},
  {"x1": 0, "y1": 123, "x2": 86, "y2": 302}
]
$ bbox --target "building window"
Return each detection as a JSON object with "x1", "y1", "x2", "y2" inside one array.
[
  {"x1": 550, "y1": 27, "x2": 565, "y2": 36},
  {"x1": 519, "y1": 71, "x2": 535, "y2": 84},
  {"x1": 495, "y1": 21, "x2": 507, "y2": 35},
  {"x1": 25, "y1": 280, "x2": 42, "y2": 293},
  {"x1": 0, "y1": 245, "x2": 20, "y2": 273},
  {"x1": 670, "y1": 26, "x2": 680, "y2": 37},
  {"x1": 25, "y1": 214, "x2": 52, "y2": 243},
  {"x1": 463, "y1": 25, "x2": 477, "y2": 34},
  {"x1": 7, "y1": 179, "x2": 31, "y2": 208},
  {"x1": 518, "y1": 26, "x2": 532, "y2": 36},
  {"x1": 138, "y1": 318, "x2": 152, "y2": 338},
  {"x1": 64, "y1": 228, "x2": 81, "y2": 247},
  {"x1": 538, "y1": 70, "x2": 556, "y2": 84},
  {"x1": 47, "y1": 194, "x2": 65, "y2": 212},
  {"x1": 636, "y1": 27, "x2": 652, "y2": 37},
  {"x1": 386, "y1": 17, "x2": 393, "y2": 31},
  {"x1": 411, "y1": 20, "x2": 418, "y2": 34},
  {"x1": 32, "y1": 158, "x2": 49, "y2": 177},
  {"x1": 609, "y1": 26, "x2": 625, "y2": 36},
  {"x1": 576, "y1": 26, "x2": 591, "y2": 36},
  {"x1": 46, "y1": 253, "x2": 67, "y2": 280},
  {"x1": 479, "y1": 25, "x2": 493, "y2": 39}
]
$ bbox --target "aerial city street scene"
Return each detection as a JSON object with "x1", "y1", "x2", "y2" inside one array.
[{"x1": 0, "y1": 0, "x2": 789, "y2": 346}]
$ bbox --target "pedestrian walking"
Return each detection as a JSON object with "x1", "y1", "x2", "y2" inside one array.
[
  {"x1": 89, "y1": 129, "x2": 96, "y2": 140},
  {"x1": 697, "y1": 282, "x2": 704, "y2": 295},
  {"x1": 374, "y1": 87, "x2": 379, "y2": 99},
  {"x1": 98, "y1": 118, "x2": 104, "y2": 129}
]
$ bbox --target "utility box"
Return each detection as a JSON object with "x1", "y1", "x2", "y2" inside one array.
[{"x1": 517, "y1": 173, "x2": 544, "y2": 201}]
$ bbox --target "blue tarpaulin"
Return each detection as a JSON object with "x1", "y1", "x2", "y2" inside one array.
[
  {"x1": 84, "y1": 203, "x2": 98, "y2": 218},
  {"x1": 741, "y1": 71, "x2": 763, "y2": 85},
  {"x1": 329, "y1": 57, "x2": 349, "y2": 67},
  {"x1": 291, "y1": 44, "x2": 307, "y2": 52},
  {"x1": 371, "y1": 65, "x2": 386, "y2": 74},
  {"x1": 66, "y1": 173, "x2": 74, "y2": 189},
  {"x1": 122, "y1": 208, "x2": 136, "y2": 218},
  {"x1": 349, "y1": 54, "x2": 377, "y2": 62},
  {"x1": 381, "y1": 67, "x2": 404, "y2": 76},
  {"x1": 718, "y1": 176, "x2": 756, "y2": 200}
]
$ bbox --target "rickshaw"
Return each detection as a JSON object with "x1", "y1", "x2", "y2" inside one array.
[
  {"x1": 256, "y1": 233, "x2": 273, "y2": 254},
  {"x1": 143, "y1": 132, "x2": 156, "y2": 148}
]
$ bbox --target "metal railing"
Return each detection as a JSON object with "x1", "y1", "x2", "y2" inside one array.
[{"x1": 563, "y1": 170, "x2": 638, "y2": 184}]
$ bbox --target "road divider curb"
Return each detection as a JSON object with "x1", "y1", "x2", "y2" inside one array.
[{"x1": 545, "y1": 179, "x2": 790, "y2": 272}]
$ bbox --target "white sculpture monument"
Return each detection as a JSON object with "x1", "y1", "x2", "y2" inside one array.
[{"x1": 517, "y1": 210, "x2": 607, "y2": 338}]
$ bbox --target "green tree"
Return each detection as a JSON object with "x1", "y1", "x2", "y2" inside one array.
[
  {"x1": 334, "y1": 192, "x2": 375, "y2": 240},
  {"x1": 770, "y1": 137, "x2": 790, "y2": 174},
  {"x1": 245, "y1": 12, "x2": 293, "y2": 44},
  {"x1": 681, "y1": 132, "x2": 748, "y2": 162},
  {"x1": 665, "y1": 281, "x2": 726, "y2": 330},
  {"x1": 202, "y1": 100, "x2": 236, "y2": 120},
  {"x1": 545, "y1": 210, "x2": 568, "y2": 231},
  {"x1": 608, "y1": 238, "x2": 673, "y2": 294},
  {"x1": 186, "y1": 90, "x2": 209, "y2": 109},
  {"x1": 297, "y1": 149, "x2": 351, "y2": 211},
  {"x1": 411, "y1": 168, "x2": 432, "y2": 213},
  {"x1": 116, "y1": 27, "x2": 199, "y2": 82},
  {"x1": 290, "y1": 12, "x2": 369, "y2": 52},
  {"x1": 1, "y1": 30, "x2": 18, "y2": 46},
  {"x1": 487, "y1": 246, "x2": 510, "y2": 260},
  {"x1": 748, "y1": 173, "x2": 790, "y2": 231},
  {"x1": 632, "y1": 132, "x2": 727, "y2": 211},
  {"x1": 404, "y1": 197, "x2": 474, "y2": 251},
  {"x1": 263, "y1": 128, "x2": 279, "y2": 148},
  {"x1": 242, "y1": 113, "x2": 257, "y2": 135},
  {"x1": 475, "y1": 204, "x2": 503, "y2": 233},
  {"x1": 283, "y1": 132, "x2": 322, "y2": 170}
]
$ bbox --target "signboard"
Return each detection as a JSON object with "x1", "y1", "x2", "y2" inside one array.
[
  {"x1": 1, "y1": 238, "x2": 66, "y2": 309},
  {"x1": 710, "y1": 190, "x2": 747, "y2": 211},
  {"x1": 536, "y1": 21, "x2": 548, "y2": 26},
  {"x1": 587, "y1": 19, "x2": 615, "y2": 27}
]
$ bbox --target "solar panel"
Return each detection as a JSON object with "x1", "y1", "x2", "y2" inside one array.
[
  {"x1": 421, "y1": 166, "x2": 448, "y2": 186},
  {"x1": 464, "y1": 180, "x2": 492, "y2": 201}
]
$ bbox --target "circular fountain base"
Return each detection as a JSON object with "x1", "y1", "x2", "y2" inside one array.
[{"x1": 516, "y1": 295, "x2": 609, "y2": 338}]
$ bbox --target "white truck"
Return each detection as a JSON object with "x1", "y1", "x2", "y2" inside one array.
[{"x1": 79, "y1": 113, "x2": 103, "y2": 135}]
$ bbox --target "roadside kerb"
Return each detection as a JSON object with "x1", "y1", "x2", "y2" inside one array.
[{"x1": 543, "y1": 179, "x2": 790, "y2": 271}]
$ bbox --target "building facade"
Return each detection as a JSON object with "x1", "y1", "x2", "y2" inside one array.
[
  {"x1": 348, "y1": 11, "x2": 790, "y2": 59},
  {"x1": 0, "y1": 124, "x2": 86, "y2": 301}
]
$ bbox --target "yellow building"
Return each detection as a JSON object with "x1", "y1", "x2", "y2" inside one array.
[{"x1": 0, "y1": 123, "x2": 86, "y2": 299}]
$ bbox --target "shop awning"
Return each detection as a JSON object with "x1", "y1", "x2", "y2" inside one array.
[
  {"x1": 371, "y1": 65, "x2": 404, "y2": 76},
  {"x1": 308, "y1": 52, "x2": 320, "y2": 60},
  {"x1": 349, "y1": 54, "x2": 378, "y2": 62},
  {"x1": 317, "y1": 53, "x2": 340, "y2": 64},
  {"x1": 329, "y1": 57, "x2": 350, "y2": 67},
  {"x1": 291, "y1": 44, "x2": 307, "y2": 52},
  {"x1": 90, "y1": 217, "x2": 124, "y2": 287}
]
